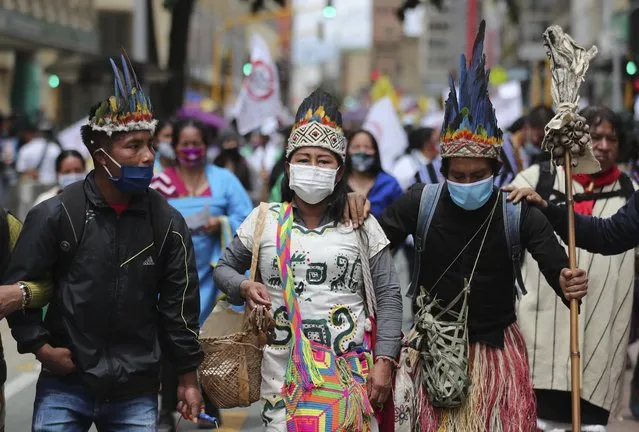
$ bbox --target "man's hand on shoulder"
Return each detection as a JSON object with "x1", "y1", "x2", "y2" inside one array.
[
  {"x1": 502, "y1": 185, "x2": 548, "y2": 209},
  {"x1": 343, "y1": 192, "x2": 371, "y2": 228}
]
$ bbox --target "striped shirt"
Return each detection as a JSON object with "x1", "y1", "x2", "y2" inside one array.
[{"x1": 512, "y1": 164, "x2": 637, "y2": 413}]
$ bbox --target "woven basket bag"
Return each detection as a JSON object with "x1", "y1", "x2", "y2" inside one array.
[{"x1": 199, "y1": 203, "x2": 273, "y2": 409}]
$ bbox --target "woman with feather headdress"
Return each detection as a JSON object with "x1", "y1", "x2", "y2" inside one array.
[{"x1": 214, "y1": 89, "x2": 403, "y2": 431}]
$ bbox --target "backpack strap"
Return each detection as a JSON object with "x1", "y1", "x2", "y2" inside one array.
[
  {"x1": 407, "y1": 183, "x2": 443, "y2": 300},
  {"x1": 535, "y1": 161, "x2": 556, "y2": 202},
  {"x1": 147, "y1": 188, "x2": 174, "y2": 265},
  {"x1": 502, "y1": 191, "x2": 527, "y2": 297},
  {"x1": 56, "y1": 181, "x2": 88, "y2": 277}
]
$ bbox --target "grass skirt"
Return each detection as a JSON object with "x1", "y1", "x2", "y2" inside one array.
[{"x1": 394, "y1": 324, "x2": 537, "y2": 431}]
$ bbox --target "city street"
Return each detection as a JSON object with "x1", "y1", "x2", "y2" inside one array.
[{"x1": 2, "y1": 319, "x2": 638, "y2": 431}]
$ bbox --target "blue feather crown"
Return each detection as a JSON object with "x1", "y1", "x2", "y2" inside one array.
[
  {"x1": 87, "y1": 50, "x2": 157, "y2": 136},
  {"x1": 441, "y1": 20, "x2": 503, "y2": 159}
]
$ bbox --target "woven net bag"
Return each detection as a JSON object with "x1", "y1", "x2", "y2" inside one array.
[
  {"x1": 199, "y1": 309, "x2": 271, "y2": 408},
  {"x1": 198, "y1": 203, "x2": 273, "y2": 409}
]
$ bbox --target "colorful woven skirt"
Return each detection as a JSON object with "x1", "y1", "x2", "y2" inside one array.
[{"x1": 394, "y1": 323, "x2": 537, "y2": 432}]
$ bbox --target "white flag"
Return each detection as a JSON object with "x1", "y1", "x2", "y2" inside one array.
[
  {"x1": 236, "y1": 34, "x2": 282, "y2": 135},
  {"x1": 362, "y1": 97, "x2": 408, "y2": 172}
]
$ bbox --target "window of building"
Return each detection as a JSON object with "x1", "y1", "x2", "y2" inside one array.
[{"x1": 430, "y1": 21, "x2": 449, "y2": 31}]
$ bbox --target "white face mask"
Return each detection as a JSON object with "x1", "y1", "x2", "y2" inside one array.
[
  {"x1": 289, "y1": 164, "x2": 337, "y2": 205},
  {"x1": 157, "y1": 141, "x2": 175, "y2": 160},
  {"x1": 58, "y1": 172, "x2": 85, "y2": 189}
]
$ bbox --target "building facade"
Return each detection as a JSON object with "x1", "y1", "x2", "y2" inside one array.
[
  {"x1": 371, "y1": 0, "x2": 403, "y2": 79},
  {"x1": 419, "y1": 0, "x2": 475, "y2": 97},
  {"x1": 0, "y1": 0, "x2": 99, "y2": 120}
]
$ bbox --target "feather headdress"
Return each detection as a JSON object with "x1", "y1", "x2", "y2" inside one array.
[
  {"x1": 87, "y1": 50, "x2": 157, "y2": 136},
  {"x1": 286, "y1": 89, "x2": 347, "y2": 161},
  {"x1": 441, "y1": 20, "x2": 503, "y2": 159}
]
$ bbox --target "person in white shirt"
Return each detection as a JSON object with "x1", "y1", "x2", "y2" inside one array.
[
  {"x1": 33, "y1": 150, "x2": 86, "y2": 206},
  {"x1": 15, "y1": 123, "x2": 61, "y2": 185},
  {"x1": 392, "y1": 127, "x2": 441, "y2": 190}
]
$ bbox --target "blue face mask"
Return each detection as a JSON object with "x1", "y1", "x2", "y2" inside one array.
[
  {"x1": 447, "y1": 176, "x2": 494, "y2": 211},
  {"x1": 98, "y1": 148, "x2": 154, "y2": 194}
]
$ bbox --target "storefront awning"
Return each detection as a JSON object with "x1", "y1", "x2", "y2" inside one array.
[
  {"x1": 0, "y1": 6, "x2": 98, "y2": 54},
  {"x1": 45, "y1": 54, "x2": 171, "y2": 85}
]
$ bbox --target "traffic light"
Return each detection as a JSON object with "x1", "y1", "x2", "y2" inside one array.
[
  {"x1": 322, "y1": 0, "x2": 336, "y2": 19},
  {"x1": 48, "y1": 74, "x2": 60, "y2": 89},
  {"x1": 627, "y1": 60, "x2": 638, "y2": 76},
  {"x1": 243, "y1": 62, "x2": 252, "y2": 76}
]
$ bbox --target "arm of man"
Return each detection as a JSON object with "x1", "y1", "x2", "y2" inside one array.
[
  {"x1": 543, "y1": 190, "x2": 639, "y2": 255},
  {"x1": 520, "y1": 201, "x2": 571, "y2": 306},
  {"x1": 158, "y1": 211, "x2": 202, "y2": 375},
  {"x1": 4, "y1": 213, "x2": 52, "y2": 309},
  {"x1": 378, "y1": 184, "x2": 423, "y2": 249},
  {"x1": 3, "y1": 201, "x2": 60, "y2": 354},
  {"x1": 159, "y1": 211, "x2": 203, "y2": 420}
]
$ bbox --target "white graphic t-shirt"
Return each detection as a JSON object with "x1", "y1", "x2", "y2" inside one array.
[{"x1": 236, "y1": 203, "x2": 389, "y2": 404}]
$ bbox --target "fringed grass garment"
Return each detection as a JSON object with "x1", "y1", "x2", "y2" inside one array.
[{"x1": 416, "y1": 324, "x2": 536, "y2": 432}]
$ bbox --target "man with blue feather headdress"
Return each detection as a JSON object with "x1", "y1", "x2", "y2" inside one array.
[{"x1": 345, "y1": 21, "x2": 590, "y2": 431}]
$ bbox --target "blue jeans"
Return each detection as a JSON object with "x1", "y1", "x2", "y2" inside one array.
[{"x1": 32, "y1": 374, "x2": 157, "y2": 432}]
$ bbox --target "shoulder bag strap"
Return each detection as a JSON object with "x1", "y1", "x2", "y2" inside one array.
[
  {"x1": 356, "y1": 229, "x2": 376, "y2": 319},
  {"x1": 276, "y1": 202, "x2": 323, "y2": 389},
  {"x1": 249, "y1": 203, "x2": 268, "y2": 281}
]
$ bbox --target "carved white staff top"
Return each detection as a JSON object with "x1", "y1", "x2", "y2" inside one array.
[{"x1": 542, "y1": 25, "x2": 601, "y2": 174}]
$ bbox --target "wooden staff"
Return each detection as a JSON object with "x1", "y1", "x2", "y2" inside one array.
[
  {"x1": 541, "y1": 25, "x2": 598, "y2": 431},
  {"x1": 563, "y1": 151, "x2": 581, "y2": 431}
]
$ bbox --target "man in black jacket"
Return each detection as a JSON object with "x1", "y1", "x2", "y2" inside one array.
[
  {"x1": 506, "y1": 184, "x2": 639, "y2": 420},
  {"x1": 4, "y1": 55, "x2": 203, "y2": 431}
]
